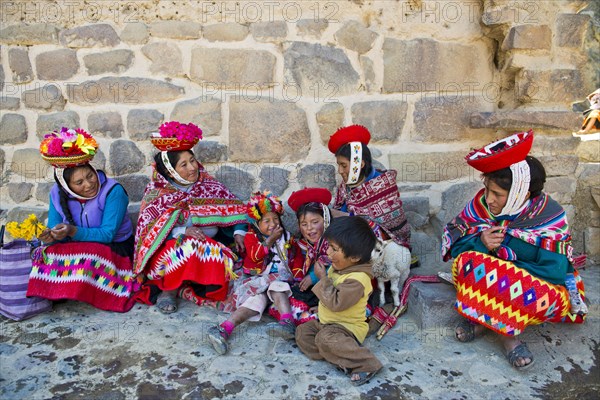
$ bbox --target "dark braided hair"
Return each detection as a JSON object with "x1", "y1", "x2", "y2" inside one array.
[
  {"x1": 154, "y1": 150, "x2": 194, "y2": 180},
  {"x1": 335, "y1": 142, "x2": 373, "y2": 182},
  {"x1": 53, "y1": 164, "x2": 96, "y2": 225},
  {"x1": 482, "y1": 156, "x2": 546, "y2": 199}
]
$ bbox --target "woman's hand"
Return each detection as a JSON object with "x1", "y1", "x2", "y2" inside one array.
[
  {"x1": 234, "y1": 234, "x2": 245, "y2": 253},
  {"x1": 480, "y1": 226, "x2": 505, "y2": 252},
  {"x1": 299, "y1": 275, "x2": 314, "y2": 292},
  {"x1": 186, "y1": 226, "x2": 206, "y2": 241},
  {"x1": 330, "y1": 208, "x2": 349, "y2": 218},
  {"x1": 38, "y1": 228, "x2": 53, "y2": 243},
  {"x1": 51, "y1": 223, "x2": 75, "y2": 241},
  {"x1": 314, "y1": 260, "x2": 327, "y2": 280}
]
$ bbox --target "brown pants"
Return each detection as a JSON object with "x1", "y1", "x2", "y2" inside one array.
[{"x1": 296, "y1": 319, "x2": 383, "y2": 374}]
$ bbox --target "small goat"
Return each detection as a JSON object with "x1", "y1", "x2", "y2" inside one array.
[{"x1": 370, "y1": 239, "x2": 411, "y2": 307}]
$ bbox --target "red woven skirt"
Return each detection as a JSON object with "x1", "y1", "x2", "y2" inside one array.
[{"x1": 452, "y1": 251, "x2": 585, "y2": 337}]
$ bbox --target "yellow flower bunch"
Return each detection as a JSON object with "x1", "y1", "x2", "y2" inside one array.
[{"x1": 6, "y1": 214, "x2": 47, "y2": 241}]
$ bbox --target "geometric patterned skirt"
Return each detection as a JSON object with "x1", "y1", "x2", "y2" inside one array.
[
  {"x1": 139, "y1": 236, "x2": 235, "y2": 303},
  {"x1": 27, "y1": 242, "x2": 142, "y2": 313},
  {"x1": 452, "y1": 251, "x2": 586, "y2": 337}
]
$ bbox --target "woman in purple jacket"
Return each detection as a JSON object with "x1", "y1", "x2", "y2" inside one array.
[{"x1": 27, "y1": 128, "x2": 141, "y2": 312}]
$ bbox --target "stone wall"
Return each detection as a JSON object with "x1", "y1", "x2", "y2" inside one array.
[{"x1": 1, "y1": 0, "x2": 599, "y2": 263}]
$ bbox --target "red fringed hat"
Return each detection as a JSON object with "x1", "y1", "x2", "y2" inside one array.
[
  {"x1": 288, "y1": 188, "x2": 332, "y2": 212},
  {"x1": 327, "y1": 125, "x2": 371, "y2": 154},
  {"x1": 465, "y1": 130, "x2": 534, "y2": 173},
  {"x1": 150, "y1": 121, "x2": 203, "y2": 151}
]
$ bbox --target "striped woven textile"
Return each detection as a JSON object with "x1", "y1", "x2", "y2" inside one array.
[
  {"x1": 27, "y1": 242, "x2": 142, "y2": 313},
  {"x1": 452, "y1": 251, "x2": 585, "y2": 337}
]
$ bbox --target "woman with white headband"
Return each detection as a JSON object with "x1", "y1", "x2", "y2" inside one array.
[
  {"x1": 441, "y1": 130, "x2": 587, "y2": 370},
  {"x1": 134, "y1": 121, "x2": 247, "y2": 314}
]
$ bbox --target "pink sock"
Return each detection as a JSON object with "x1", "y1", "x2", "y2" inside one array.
[
  {"x1": 280, "y1": 313, "x2": 293, "y2": 323},
  {"x1": 220, "y1": 320, "x2": 235, "y2": 335}
]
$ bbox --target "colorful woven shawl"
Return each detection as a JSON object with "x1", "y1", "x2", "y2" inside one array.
[
  {"x1": 295, "y1": 237, "x2": 330, "y2": 280},
  {"x1": 333, "y1": 169, "x2": 411, "y2": 248},
  {"x1": 442, "y1": 189, "x2": 573, "y2": 262},
  {"x1": 134, "y1": 165, "x2": 247, "y2": 274}
]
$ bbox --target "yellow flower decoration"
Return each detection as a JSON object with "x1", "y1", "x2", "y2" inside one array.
[{"x1": 6, "y1": 214, "x2": 47, "y2": 241}]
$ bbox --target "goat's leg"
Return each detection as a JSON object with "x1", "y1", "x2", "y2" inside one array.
[
  {"x1": 378, "y1": 279, "x2": 386, "y2": 306},
  {"x1": 390, "y1": 277, "x2": 401, "y2": 307}
]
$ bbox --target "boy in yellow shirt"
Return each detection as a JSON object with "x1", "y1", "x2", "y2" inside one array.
[{"x1": 295, "y1": 216, "x2": 383, "y2": 386}]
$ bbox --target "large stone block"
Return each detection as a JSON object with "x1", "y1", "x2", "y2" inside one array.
[
  {"x1": 317, "y1": 102, "x2": 345, "y2": 144},
  {"x1": 149, "y1": 21, "x2": 201, "y2": 39},
  {"x1": 109, "y1": 140, "x2": 145, "y2": 176},
  {"x1": 59, "y1": 24, "x2": 120, "y2": 48},
  {"x1": 120, "y1": 22, "x2": 149, "y2": 44},
  {"x1": 35, "y1": 182, "x2": 54, "y2": 204},
  {"x1": 89, "y1": 149, "x2": 107, "y2": 171},
  {"x1": 577, "y1": 140, "x2": 600, "y2": 163},
  {"x1": 360, "y1": 56, "x2": 376, "y2": 93},
  {"x1": 36, "y1": 111, "x2": 80, "y2": 140},
  {"x1": 8, "y1": 48, "x2": 33, "y2": 83},
  {"x1": 516, "y1": 69, "x2": 586, "y2": 104},
  {"x1": 403, "y1": 196, "x2": 429, "y2": 217},
  {"x1": 0, "y1": 97, "x2": 20, "y2": 110},
  {"x1": 127, "y1": 109, "x2": 164, "y2": 141},
  {"x1": 0, "y1": 65, "x2": 4, "y2": 91},
  {"x1": 556, "y1": 14, "x2": 591, "y2": 48},
  {"x1": 6, "y1": 208, "x2": 48, "y2": 231},
  {"x1": 413, "y1": 96, "x2": 488, "y2": 142},
  {"x1": 433, "y1": 181, "x2": 483, "y2": 233},
  {"x1": 36, "y1": 49, "x2": 79, "y2": 80},
  {"x1": 67, "y1": 77, "x2": 185, "y2": 105},
  {"x1": 545, "y1": 177, "x2": 577, "y2": 204},
  {"x1": 214, "y1": 166, "x2": 255, "y2": 201},
  {"x1": 406, "y1": 282, "x2": 459, "y2": 330},
  {"x1": 334, "y1": 21, "x2": 377, "y2": 54},
  {"x1": 229, "y1": 98, "x2": 310, "y2": 162},
  {"x1": 0, "y1": 113, "x2": 27, "y2": 145},
  {"x1": 389, "y1": 152, "x2": 472, "y2": 183},
  {"x1": 10, "y1": 149, "x2": 51, "y2": 180},
  {"x1": 83, "y1": 49, "x2": 134, "y2": 75},
  {"x1": 190, "y1": 48, "x2": 276, "y2": 89},
  {"x1": 296, "y1": 19, "x2": 328, "y2": 38},
  {"x1": 502, "y1": 25, "x2": 551, "y2": 50},
  {"x1": 194, "y1": 141, "x2": 227, "y2": 163},
  {"x1": 114, "y1": 175, "x2": 150, "y2": 203},
  {"x1": 351, "y1": 100, "x2": 408, "y2": 143},
  {"x1": 534, "y1": 155, "x2": 579, "y2": 177},
  {"x1": 0, "y1": 148, "x2": 4, "y2": 174},
  {"x1": 284, "y1": 42, "x2": 359, "y2": 97},
  {"x1": 534, "y1": 135, "x2": 580, "y2": 155},
  {"x1": 297, "y1": 164, "x2": 337, "y2": 192},
  {"x1": 585, "y1": 227, "x2": 600, "y2": 258},
  {"x1": 204, "y1": 23, "x2": 249, "y2": 42},
  {"x1": 22, "y1": 84, "x2": 65, "y2": 111},
  {"x1": 141, "y1": 43, "x2": 183, "y2": 76},
  {"x1": 383, "y1": 38, "x2": 493, "y2": 93},
  {"x1": 251, "y1": 21, "x2": 288, "y2": 43},
  {"x1": 470, "y1": 111, "x2": 580, "y2": 131},
  {"x1": 88, "y1": 112, "x2": 123, "y2": 138},
  {"x1": 259, "y1": 166, "x2": 290, "y2": 196},
  {"x1": 0, "y1": 24, "x2": 59, "y2": 45},
  {"x1": 8, "y1": 183, "x2": 33, "y2": 203},
  {"x1": 170, "y1": 97, "x2": 222, "y2": 137}
]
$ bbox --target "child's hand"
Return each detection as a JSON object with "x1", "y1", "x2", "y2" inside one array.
[
  {"x1": 314, "y1": 261, "x2": 327, "y2": 280},
  {"x1": 309, "y1": 306, "x2": 318, "y2": 314},
  {"x1": 186, "y1": 226, "x2": 206, "y2": 241},
  {"x1": 265, "y1": 225, "x2": 283, "y2": 247},
  {"x1": 299, "y1": 275, "x2": 314, "y2": 291}
]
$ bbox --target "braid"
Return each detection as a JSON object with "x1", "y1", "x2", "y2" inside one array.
[{"x1": 54, "y1": 177, "x2": 76, "y2": 224}]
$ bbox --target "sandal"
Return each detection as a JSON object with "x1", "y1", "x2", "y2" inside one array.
[
  {"x1": 156, "y1": 291, "x2": 178, "y2": 314},
  {"x1": 506, "y1": 342, "x2": 535, "y2": 370},
  {"x1": 454, "y1": 320, "x2": 482, "y2": 343},
  {"x1": 350, "y1": 368, "x2": 381, "y2": 386}
]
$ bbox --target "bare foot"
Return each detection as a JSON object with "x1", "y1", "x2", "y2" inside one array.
[
  {"x1": 501, "y1": 335, "x2": 533, "y2": 369},
  {"x1": 455, "y1": 321, "x2": 486, "y2": 342}
]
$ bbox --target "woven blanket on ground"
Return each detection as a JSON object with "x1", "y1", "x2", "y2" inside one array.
[
  {"x1": 334, "y1": 169, "x2": 410, "y2": 248},
  {"x1": 138, "y1": 236, "x2": 236, "y2": 303},
  {"x1": 452, "y1": 251, "x2": 585, "y2": 337},
  {"x1": 27, "y1": 242, "x2": 142, "y2": 313},
  {"x1": 134, "y1": 165, "x2": 247, "y2": 274},
  {"x1": 442, "y1": 190, "x2": 573, "y2": 262}
]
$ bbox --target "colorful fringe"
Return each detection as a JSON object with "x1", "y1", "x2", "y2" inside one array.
[
  {"x1": 452, "y1": 251, "x2": 585, "y2": 337},
  {"x1": 27, "y1": 242, "x2": 142, "y2": 313}
]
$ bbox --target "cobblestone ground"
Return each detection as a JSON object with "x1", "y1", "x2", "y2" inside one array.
[{"x1": 1, "y1": 268, "x2": 599, "y2": 400}]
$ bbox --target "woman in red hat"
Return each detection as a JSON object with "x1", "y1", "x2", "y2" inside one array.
[
  {"x1": 28, "y1": 128, "x2": 141, "y2": 312},
  {"x1": 442, "y1": 130, "x2": 587, "y2": 370},
  {"x1": 134, "y1": 122, "x2": 247, "y2": 314},
  {"x1": 328, "y1": 124, "x2": 412, "y2": 252}
]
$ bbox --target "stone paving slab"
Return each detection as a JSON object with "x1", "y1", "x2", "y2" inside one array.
[{"x1": 1, "y1": 268, "x2": 599, "y2": 399}]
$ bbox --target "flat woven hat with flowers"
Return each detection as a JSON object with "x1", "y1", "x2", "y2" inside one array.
[
  {"x1": 39, "y1": 127, "x2": 99, "y2": 168},
  {"x1": 151, "y1": 121, "x2": 203, "y2": 151},
  {"x1": 246, "y1": 191, "x2": 284, "y2": 223}
]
